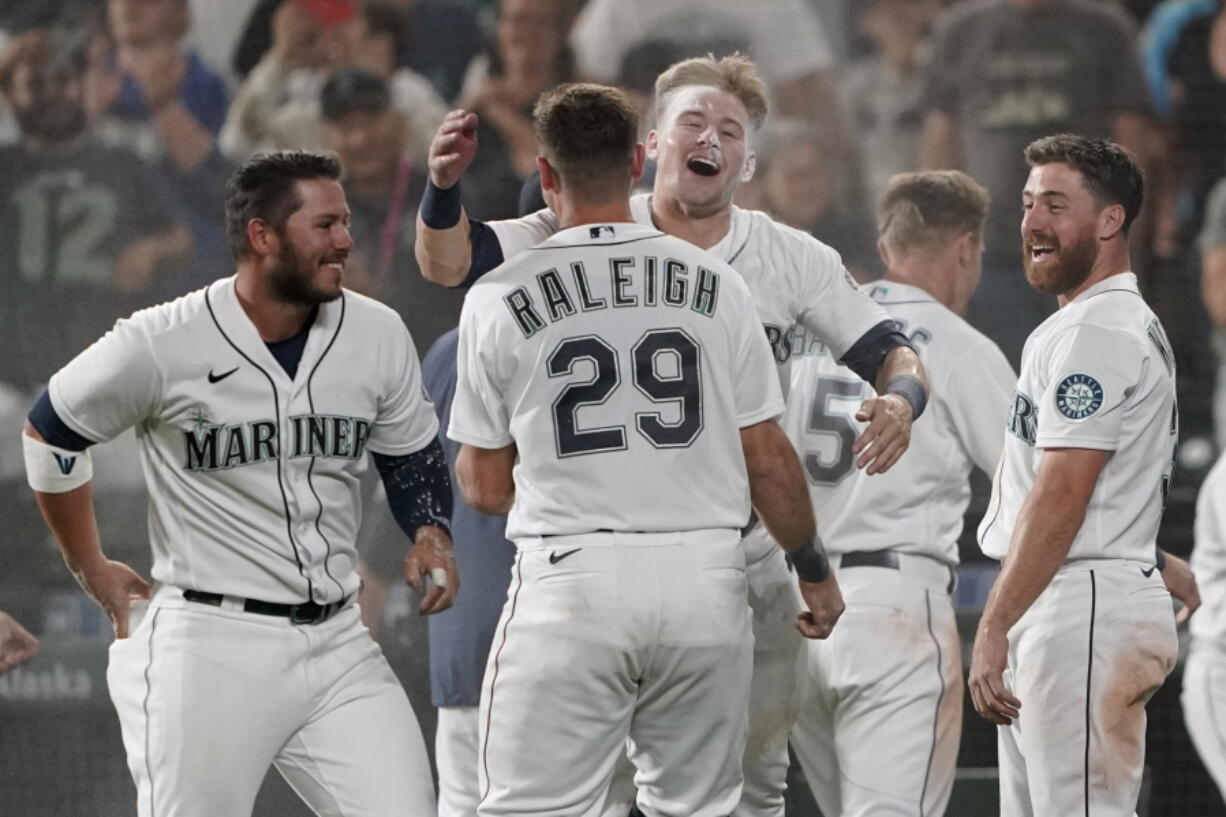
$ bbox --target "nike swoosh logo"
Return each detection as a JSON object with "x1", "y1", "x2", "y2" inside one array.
[
  {"x1": 208, "y1": 367, "x2": 239, "y2": 384},
  {"x1": 549, "y1": 548, "x2": 582, "y2": 565},
  {"x1": 1141, "y1": 566, "x2": 1156, "y2": 578}
]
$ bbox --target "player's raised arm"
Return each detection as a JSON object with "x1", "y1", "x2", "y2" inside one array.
[{"x1": 415, "y1": 110, "x2": 480, "y2": 286}]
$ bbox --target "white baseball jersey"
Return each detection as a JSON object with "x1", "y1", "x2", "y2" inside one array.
[
  {"x1": 488, "y1": 193, "x2": 890, "y2": 396},
  {"x1": 448, "y1": 222, "x2": 783, "y2": 541},
  {"x1": 784, "y1": 281, "x2": 1015, "y2": 565},
  {"x1": 978, "y1": 273, "x2": 1177, "y2": 563},
  {"x1": 1191, "y1": 452, "x2": 1226, "y2": 653},
  {"x1": 48, "y1": 277, "x2": 438, "y2": 604}
]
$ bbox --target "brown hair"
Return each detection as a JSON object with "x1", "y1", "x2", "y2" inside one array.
[
  {"x1": 533, "y1": 82, "x2": 639, "y2": 203},
  {"x1": 877, "y1": 170, "x2": 990, "y2": 255},
  {"x1": 1024, "y1": 133, "x2": 1144, "y2": 233},
  {"x1": 654, "y1": 53, "x2": 769, "y2": 132},
  {"x1": 224, "y1": 150, "x2": 343, "y2": 259}
]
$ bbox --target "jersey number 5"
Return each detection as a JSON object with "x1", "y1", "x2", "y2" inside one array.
[
  {"x1": 803, "y1": 375, "x2": 864, "y2": 486},
  {"x1": 548, "y1": 329, "x2": 704, "y2": 457}
]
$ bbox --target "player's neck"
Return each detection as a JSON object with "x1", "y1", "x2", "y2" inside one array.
[
  {"x1": 649, "y1": 195, "x2": 732, "y2": 250},
  {"x1": 234, "y1": 267, "x2": 318, "y2": 342},
  {"x1": 1057, "y1": 245, "x2": 1131, "y2": 307},
  {"x1": 883, "y1": 252, "x2": 953, "y2": 310},
  {"x1": 555, "y1": 198, "x2": 634, "y2": 230}
]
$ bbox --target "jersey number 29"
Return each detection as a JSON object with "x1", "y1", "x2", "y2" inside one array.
[{"x1": 548, "y1": 329, "x2": 703, "y2": 457}]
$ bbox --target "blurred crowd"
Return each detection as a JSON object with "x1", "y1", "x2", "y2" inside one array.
[{"x1": 3, "y1": 0, "x2": 1226, "y2": 614}]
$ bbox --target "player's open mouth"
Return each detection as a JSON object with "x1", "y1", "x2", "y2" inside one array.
[
  {"x1": 686, "y1": 157, "x2": 720, "y2": 177},
  {"x1": 1028, "y1": 245, "x2": 1055, "y2": 263}
]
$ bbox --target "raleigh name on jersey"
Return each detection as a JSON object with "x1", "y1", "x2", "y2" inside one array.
[
  {"x1": 47, "y1": 278, "x2": 439, "y2": 604},
  {"x1": 487, "y1": 193, "x2": 889, "y2": 395},
  {"x1": 978, "y1": 273, "x2": 1177, "y2": 564},
  {"x1": 784, "y1": 281, "x2": 1015, "y2": 566},
  {"x1": 448, "y1": 222, "x2": 783, "y2": 541}
]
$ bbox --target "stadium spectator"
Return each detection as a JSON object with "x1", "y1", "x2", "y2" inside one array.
[
  {"x1": 569, "y1": 0, "x2": 853, "y2": 160},
  {"x1": 737, "y1": 118, "x2": 880, "y2": 280},
  {"x1": 1201, "y1": 176, "x2": 1226, "y2": 450},
  {"x1": 0, "y1": 611, "x2": 38, "y2": 676},
  {"x1": 220, "y1": 0, "x2": 445, "y2": 166},
  {"x1": 320, "y1": 69, "x2": 462, "y2": 355},
  {"x1": 0, "y1": 28, "x2": 191, "y2": 392},
  {"x1": 95, "y1": 0, "x2": 232, "y2": 287},
  {"x1": 919, "y1": 0, "x2": 1153, "y2": 366},
  {"x1": 231, "y1": 0, "x2": 481, "y2": 104},
  {"x1": 452, "y1": 0, "x2": 577, "y2": 220},
  {"x1": 843, "y1": 0, "x2": 934, "y2": 212}
]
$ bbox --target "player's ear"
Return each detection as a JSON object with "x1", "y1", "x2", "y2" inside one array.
[
  {"x1": 876, "y1": 237, "x2": 892, "y2": 270},
  {"x1": 246, "y1": 218, "x2": 276, "y2": 257},
  {"x1": 646, "y1": 129, "x2": 660, "y2": 161},
  {"x1": 1098, "y1": 202, "x2": 1125, "y2": 242},
  {"x1": 955, "y1": 231, "x2": 977, "y2": 268},
  {"x1": 740, "y1": 151, "x2": 756, "y2": 183},
  {"x1": 630, "y1": 144, "x2": 646, "y2": 181},
  {"x1": 537, "y1": 156, "x2": 560, "y2": 194}
]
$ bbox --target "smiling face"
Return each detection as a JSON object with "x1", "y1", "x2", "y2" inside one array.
[
  {"x1": 266, "y1": 178, "x2": 352, "y2": 305},
  {"x1": 648, "y1": 85, "x2": 755, "y2": 218},
  {"x1": 1020, "y1": 162, "x2": 1103, "y2": 296}
]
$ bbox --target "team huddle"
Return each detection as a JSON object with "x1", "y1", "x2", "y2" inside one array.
[{"x1": 18, "y1": 51, "x2": 1194, "y2": 817}]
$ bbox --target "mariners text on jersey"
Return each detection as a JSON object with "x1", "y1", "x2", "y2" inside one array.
[
  {"x1": 184, "y1": 412, "x2": 373, "y2": 472},
  {"x1": 503, "y1": 256, "x2": 721, "y2": 338}
]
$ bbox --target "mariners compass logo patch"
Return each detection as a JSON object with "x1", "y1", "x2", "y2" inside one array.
[{"x1": 1055, "y1": 373, "x2": 1104, "y2": 420}]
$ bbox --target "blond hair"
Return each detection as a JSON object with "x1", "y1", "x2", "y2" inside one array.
[
  {"x1": 654, "y1": 54, "x2": 769, "y2": 132},
  {"x1": 877, "y1": 170, "x2": 990, "y2": 255}
]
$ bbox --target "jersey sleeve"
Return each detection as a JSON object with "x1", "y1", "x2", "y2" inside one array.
[
  {"x1": 448, "y1": 291, "x2": 514, "y2": 449},
  {"x1": 366, "y1": 319, "x2": 440, "y2": 456},
  {"x1": 942, "y1": 338, "x2": 1016, "y2": 474},
  {"x1": 1034, "y1": 324, "x2": 1145, "y2": 451},
  {"x1": 48, "y1": 317, "x2": 161, "y2": 443},
  {"x1": 488, "y1": 208, "x2": 560, "y2": 259},
  {"x1": 729, "y1": 275, "x2": 785, "y2": 426},
  {"x1": 795, "y1": 242, "x2": 891, "y2": 360}
]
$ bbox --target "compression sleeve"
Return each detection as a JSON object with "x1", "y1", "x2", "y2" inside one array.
[
  {"x1": 372, "y1": 440, "x2": 453, "y2": 541},
  {"x1": 838, "y1": 319, "x2": 917, "y2": 385},
  {"x1": 458, "y1": 219, "x2": 506, "y2": 288}
]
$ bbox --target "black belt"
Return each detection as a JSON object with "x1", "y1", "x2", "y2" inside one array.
[
  {"x1": 182, "y1": 589, "x2": 349, "y2": 625},
  {"x1": 837, "y1": 549, "x2": 956, "y2": 594},
  {"x1": 839, "y1": 550, "x2": 900, "y2": 569}
]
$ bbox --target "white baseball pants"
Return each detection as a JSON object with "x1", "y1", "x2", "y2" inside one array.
[
  {"x1": 998, "y1": 560, "x2": 1177, "y2": 817},
  {"x1": 477, "y1": 530, "x2": 753, "y2": 817},
  {"x1": 1181, "y1": 647, "x2": 1226, "y2": 804},
  {"x1": 107, "y1": 586, "x2": 435, "y2": 817},
  {"x1": 790, "y1": 553, "x2": 962, "y2": 817}
]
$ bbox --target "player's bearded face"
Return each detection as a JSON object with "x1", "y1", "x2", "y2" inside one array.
[
  {"x1": 1021, "y1": 164, "x2": 1103, "y2": 296},
  {"x1": 268, "y1": 233, "x2": 346, "y2": 306},
  {"x1": 650, "y1": 86, "x2": 753, "y2": 217},
  {"x1": 1023, "y1": 223, "x2": 1098, "y2": 295}
]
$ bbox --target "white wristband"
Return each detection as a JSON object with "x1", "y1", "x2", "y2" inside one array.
[{"x1": 23, "y1": 432, "x2": 93, "y2": 493}]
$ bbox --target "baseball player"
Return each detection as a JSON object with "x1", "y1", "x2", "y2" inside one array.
[
  {"x1": 970, "y1": 134, "x2": 1179, "y2": 816},
  {"x1": 416, "y1": 54, "x2": 928, "y2": 817},
  {"x1": 1183, "y1": 451, "x2": 1226, "y2": 801},
  {"x1": 449, "y1": 82, "x2": 837, "y2": 817},
  {"x1": 778, "y1": 170, "x2": 1015, "y2": 816},
  {"x1": 21, "y1": 150, "x2": 458, "y2": 817}
]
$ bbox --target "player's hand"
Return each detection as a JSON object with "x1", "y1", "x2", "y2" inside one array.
[
  {"x1": 0, "y1": 611, "x2": 40, "y2": 676},
  {"x1": 72, "y1": 558, "x2": 152, "y2": 639},
  {"x1": 1159, "y1": 551, "x2": 1201, "y2": 622},
  {"x1": 795, "y1": 574, "x2": 845, "y2": 639},
  {"x1": 428, "y1": 110, "x2": 480, "y2": 190},
  {"x1": 969, "y1": 625, "x2": 1021, "y2": 725},
  {"x1": 852, "y1": 393, "x2": 912, "y2": 475},
  {"x1": 404, "y1": 525, "x2": 459, "y2": 615}
]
